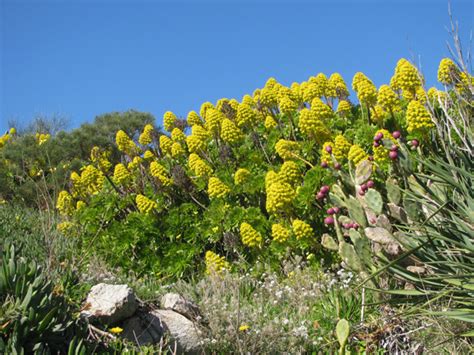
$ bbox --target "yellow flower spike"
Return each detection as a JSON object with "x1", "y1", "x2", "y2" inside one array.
[
  {"x1": 265, "y1": 180, "x2": 295, "y2": 214},
  {"x1": 36, "y1": 133, "x2": 50, "y2": 146},
  {"x1": 186, "y1": 135, "x2": 206, "y2": 154},
  {"x1": 109, "y1": 327, "x2": 123, "y2": 334},
  {"x1": 228, "y1": 98, "x2": 240, "y2": 111},
  {"x1": 220, "y1": 118, "x2": 243, "y2": 144},
  {"x1": 113, "y1": 163, "x2": 131, "y2": 185},
  {"x1": 163, "y1": 111, "x2": 177, "y2": 132},
  {"x1": 279, "y1": 95, "x2": 298, "y2": 115},
  {"x1": 336, "y1": 100, "x2": 352, "y2": 116},
  {"x1": 57, "y1": 221, "x2": 75, "y2": 234},
  {"x1": 348, "y1": 144, "x2": 368, "y2": 166},
  {"x1": 302, "y1": 82, "x2": 320, "y2": 102},
  {"x1": 90, "y1": 146, "x2": 112, "y2": 172},
  {"x1": 150, "y1": 161, "x2": 173, "y2": 186},
  {"x1": 240, "y1": 222, "x2": 263, "y2": 247},
  {"x1": 377, "y1": 85, "x2": 399, "y2": 112},
  {"x1": 415, "y1": 87, "x2": 427, "y2": 104},
  {"x1": 264, "y1": 115, "x2": 278, "y2": 129},
  {"x1": 116, "y1": 130, "x2": 136, "y2": 154},
  {"x1": 138, "y1": 124, "x2": 154, "y2": 145},
  {"x1": 76, "y1": 200, "x2": 86, "y2": 210},
  {"x1": 136, "y1": 194, "x2": 158, "y2": 214},
  {"x1": 204, "y1": 108, "x2": 224, "y2": 134},
  {"x1": 369, "y1": 105, "x2": 387, "y2": 125},
  {"x1": 265, "y1": 170, "x2": 279, "y2": 189},
  {"x1": 205, "y1": 250, "x2": 230, "y2": 274},
  {"x1": 216, "y1": 98, "x2": 230, "y2": 112},
  {"x1": 437, "y1": 58, "x2": 459, "y2": 85},
  {"x1": 171, "y1": 142, "x2": 185, "y2": 157},
  {"x1": 187, "y1": 110, "x2": 202, "y2": 126},
  {"x1": 207, "y1": 177, "x2": 231, "y2": 198},
  {"x1": 236, "y1": 103, "x2": 257, "y2": 127},
  {"x1": 275, "y1": 139, "x2": 299, "y2": 160},
  {"x1": 333, "y1": 135, "x2": 352, "y2": 162},
  {"x1": 290, "y1": 82, "x2": 303, "y2": 103},
  {"x1": 310, "y1": 98, "x2": 334, "y2": 121},
  {"x1": 143, "y1": 150, "x2": 155, "y2": 160},
  {"x1": 391, "y1": 58, "x2": 422, "y2": 99},
  {"x1": 188, "y1": 153, "x2": 213, "y2": 178},
  {"x1": 171, "y1": 127, "x2": 186, "y2": 142},
  {"x1": 278, "y1": 161, "x2": 300, "y2": 185},
  {"x1": 321, "y1": 142, "x2": 333, "y2": 165},
  {"x1": 352, "y1": 74, "x2": 377, "y2": 107},
  {"x1": 298, "y1": 108, "x2": 331, "y2": 142},
  {"x1": 56, "y1": 190, "x2": 74, "y2": 216},
  {"x1": 427, "y1": 87, "x2": 448, "y2": 105},
  {"x1": 241, "y1": 94, "x2": 255, "y2": 107},
  {"x1": 406, "y1": 100, "x2": 434, "y2": 135},
  {"x1": 308, "y1": 73, "x2": 328, "y2": 98},
  {"x1": 234, "y1": 168, "x2": 251, "y2": 185},
  {"x1": 200, "y1": 101, "x2": 215, "y2": 120},
  {"x1": 159, "y1": 135, "x2": 173, "y2": 154},
  {"x1": 271, "y1": 223, "x2": 290, "y2": 243},
  {"x1": 80, "y1": 165, "x2": 105, "y2": 194},
  {"x1": 328, "y1": 73, "x2": 349, "y2": 99},
  {"x1": 292, "y1": 219, "x2": 313, "y2": 240},
  {"x1": 9, "y1": 127, "x2": 16, "y2": 135}
]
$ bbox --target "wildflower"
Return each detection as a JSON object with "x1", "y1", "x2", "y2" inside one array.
[
  {"x1": 187, "y1": 110, "x2": 202, "y2": 126},
  {"x1": 220, "y1": 118, "x2": 243, "y2": 144},
  {"x1": 391, "y1": 58, "x2": 422, "y2": 100},
  {"x1": 188, "y1": 153, "x2": 213, "y2": 177},
  {"x1": 352, "y1": 73, "x2": 377, "y2": 106},
  {"x1": 240, "y1": 222, "x2": 263, "y2": 247},
  {"x1": 241, "y1": 94, "x2": 255, "y2": 107},
  {"x1": 279, "y1": 95, "x2": 298, "y2": 115},
  {"x1": 310, "y1": 98, "x2": 333, "y2": 121},
  {"x1": 116, "y1": 130, "x2": 136, "y2": 154},
  {"x1": 200, "y1": 101, "x2": 215, "y2": 119},
  {"x1": 328, "y1": 73, "x2": 349, "y2": 99},
  {"x1": 171, "y1": 142, "x2": 185, "y2": 157},
  {"x1": 236, "y1": 103, "x2": 257, "y2": 127},
  {"x1": 205, "y1": 250, "x2": 230, "y2": 274},
  {"x1": 234, "y1": 168, "x2": 251, "y2": 185},
  {"x1": 369, "y1": 105, "x2": 387, "y2": 125},
  {"x1": 336, "y1": 100, "x2": 351, "y2": 116},
  {"x1": 308, "y1": 73, "x2": 328, "y2": 98},
  {"x1": 186, "y1": 134, "x2": 206, "y2": 153},
  {"x1": 143, "y1": 150, "x2": 154, "y2": 159},
  {"x1": 113, "y1": 163, "x2": 131, "y2": 185},
  {"x1": 171, "y1": 127, "x2": 186, "y2": 142},
  {"x1": 136, "y1": 194, "x2": 158, "y2": 214},
  {"x1": 163, "y1": 111, "x2": 177, "y2": 132},
  {"x1": 138, "y1": 124, "x2": 154, "y2": 145},
  {"x1": 264, "y1": 115, "x2": 278, "y2": 129},
  {"x1": 204, "y1": 108, "x2": 224, "y2": 133},
  {"x1": 333, "y1": 135, "x2": 352, "y2": 162},
  {"x1": 272, "y1": 223, "x2": 290, "y2": 243},
  {"x1": 437, "y1": 58, "x2": 459, "y2": 85},
  {"x1": 207, "y1": 177, "x2": 231, "y2": 198},
  {"x1": 56, "y1": 190, "x2": 74, "y2": 216},
  {"x1": 298, "y1": 108, "x2": 331, "y2": 141},
  {"x1": 57, "y1": 221, "x2": 75, "y2": 234},
  {"x1": 109, "y1": 327, "x2": 123, "y2": 334},
  {"x1": 80, "y1": 165, "x2": 104, "y2": 194},
  {"x1": 348, "y1": 144, "x2": 368, "y2": 166},
  {"x1": 279, "y1": 161, "x2": 300, "y2": 185},
  {"x1": 239, "y1": 324, "x2": 250, "y2": 332},
  {"x1": 150, "y1": 161, "x2": 173, "y2": 186},
  {"x1": 275, "y1": 139, "x2": 299, "y2": 160},
  {"x1": 406, "y1": 100, "x2": 434, "y2": 134},
  {"x1": 35, "y1": 133, "x2": 50, "y2": 145},
  {"x1": 159, "y1": 135, "x2": 173, "y2": 154},
  {"x1": 292, "y1": 219, "x2": 313, "y2": 239},
  {"x1": 377, "y1": 85, "x2": 399, "y2": 112},
  {"x1": 266, "y1": 180, "x2": 295, "y2": 214}
]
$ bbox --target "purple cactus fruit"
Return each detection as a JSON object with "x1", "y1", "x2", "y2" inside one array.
[
  {"x1": 324, "y1": 216, "x2": 334, "y2": 225},
  {"x1": 368, "y1": 156, "x2": 374, "y2": 161},
  {"x1": 353, "y1": 223, "x2": 360, "y2": 229},
  {"x1": 359, "y1": 188, "x2": 366, "y2": 196},
  {"x1": 333, "y1": 207, "x2": 340, "y2": 214},
  {"x1": 320, "y1": 185, "x2": 330, "y2": 195},
  {"x1": 321, "y1": 161, "x2": 328, "y2": 168},
  {"x1": 411, "y1": 139, "x2": 419, "y2": 147},
  {"x1": 361, "y1": 183, "x2": 368, "y2": 192},
  {"x1": 327, "y1": 207, "x2": 335, "y2": 215},
  {"x1": 389, "y1": 151, "x2": 398, "y2": 160},
  {"x1": 392, "y1": 131, "x2": 401, "y2": 139},
  {"x1": 390, "y1": 145, "x2": 398, "y2": 152},
  {"x1": 367, "y1": 180, "x2": 375, "y2": 189},
  {"x1": 374, "y1": 132, "x2": 384, "y2": 141},
  {"x1": 325, "y1": 145, "x2": 333, "y2": 153},
  {"x1": 373, "y1": 141, "x2": 381, "y2": 148},
  {"x1": 343, "y1": 223, "x2": 350, "y2": 229},
  {"x1": 334, "y1": 162, "x2": 342, "y2": 170},
  {"x1": 316, "y1": 192, "x2": 325, "y2": 200}
]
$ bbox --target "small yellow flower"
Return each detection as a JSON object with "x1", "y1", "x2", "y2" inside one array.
[
  {"x1": 239, "y1": 324, "x2": 250, "y2": 332},
  {"x1": 109, "y1": 327, "x2": 123, "y2": 334}
]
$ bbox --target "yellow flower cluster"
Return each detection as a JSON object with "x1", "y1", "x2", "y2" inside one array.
[
  {"x1": 200, "y1": 102, "x2": 215, "y2": 119},
  {"x1": 208, "y1": 177, "x2": 231, "y2": 198},
  {"x1": 163, "y1": 111, "x2": 177, "y2": 132},
  {"x1": 186, "y1": 125, "x2": 209, "y2": 153},
  {"x1": 188, "y1": 153, "x2": 213, "y2": 177},
  {"x1": 221, "y1": 118, "x2": 243, "y2": 144},
  {"x1": 57, "y1": 221, "x2": 75, "y2": 234},
  {"x1": 265, "y1": 170, "x2": 279, "y2": 189},
  {"x1": 136, "y1": 194, "x2": 158, "y2": 214},
  {"x1": 36, "y1": 133, "x2": 50, "y2": 146},
  {"x1": 150, "y1": 161, "x2": 173, "y2": 186},
  {"x1": 234, "y1": 168, "x2": 251, "y2": 185},
  {"x1": 292, "y1": 219, "x2": 313, "y2": 240},
  {"x1": 56, "y1": 190, "x2": 74, "y2": 216},
  {"x1": 310, "y1": 98, "x2": 334, "y2": 121},
  {"x1": 159, "y1": 135, "x2": 173, "y2": 154},
  {"x1": 333, "y1": 135, "x2": 352, "y2": 162},
  {"x1": 205, "y1": 108, "x2": 224, "y2": 133},
  {"x1": 240, "y1": 222, "x2": 263, "y2": 247},
  {"x1": 391, "y1": 59, "x2": 422, "y2": 100},
  {"x1": 328, "y1": 73, "x2": 349, "y2": 98},
  {"x1": 264, "y1": 115, "x2": 278, "y2": 129},
  {"x1": 377, "y1": 85, "x2": 399, "y2": 112},
  {"x1": 427, "y1": 87, "x2": 448, "y2": 105},
  {"x1": 171, "y1": 128, "x2": 186, "y2": 142},
  {"x1": 271, "y1": 223, "x2": 290, "y2": 243},
  {"x1": 116, "y1": 130, "x2": 136, "y2": 154},
  {"x1": 437, "y1": 58, "x2": 459, "y2": 85},
  {"x1": 352, "y1": 73, "x2": 377, "y2": 106},
  {"x1": 266, "y1": 179, "x2": 295, "y2": 214},
  {"x1": 236, "y1": 103, "x2": 257, "y2": 127},
  {"x1": 278, "y1": 161, "x2": 300, "y2": 186},
  {"x1": 127, "y1": 156, "x2": 143, "y2": 171},
  {"x1": 113, "y1": 163, "x2": 131, "y2": 185},
  {"x1": 259, "y1": 78, "x2": 279, "y2": 107},
  {"x1": 406, "y1": 100, "x2": 434, "y2": 134},
  {"x1": 348, "y1": 144, "x2": 368, "y2": 166},
  {"x1": 139, "y1": 124, "x2": 154, "y2": 145},
  {"x1": 187, "y1": 110, "x2": 202, "y2": 126},
  {"x1": 144, "y1": 150, "x2": 155, "y2": 159},
  {"x1": 205, "y1": 250, "x2": 230, "y2": 274},
  {"x1": 275, "y1": 139, "x2": 299, "y2": 160},
  {"x1": 321, "y1": 142, "x2": 333, "y2": 165},
  {"x1": 279, "y1": 96, "x2": 298, "y2": 115},
  {"x1": 309, "y1": 73, "x2": 327, "y2": 98},
  {"x1": 171, "y1": 142, "x2": 185, "y2": 157},
  {"x1": 336, "y1": 100, "x2": 351, "y2": 116},
  {"x1": 369, "y1": 105, "x2": 386, "y2": 125},
  {"x1": 79, "y1": 165, "x2": 105, "y2": 195},
  {"x1": 241, "y1": 94, "x2": 255, "y2": 107},
  {"x1": 298, "y1": 109, "x2": 330, "y2": 141},
  {"x1": 90, "y1": 146, "x2": 112, "y2": 172},
  {"x1": 0, "y1": 129, "x2": 15, "y2": 148},
  {"x1": 76, "y1": 200, "x2": 86, "y2": 210}
]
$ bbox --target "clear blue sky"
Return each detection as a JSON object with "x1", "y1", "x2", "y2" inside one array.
[{"x1": 1, "y1": 0, "x2": 473, "y2": 134}]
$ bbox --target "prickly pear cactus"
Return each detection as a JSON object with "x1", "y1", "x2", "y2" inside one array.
[{"x1": 365, "y1": 189, "x2": 383, "y2": 214}]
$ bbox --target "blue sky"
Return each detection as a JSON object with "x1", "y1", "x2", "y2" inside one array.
[{"x1": 1, "y1": 0, "x2": 473, "y2": 134}]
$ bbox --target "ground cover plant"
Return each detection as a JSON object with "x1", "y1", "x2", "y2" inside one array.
[{"x1": 0, "y1": 50, "x2": 472, "y2": 352}]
